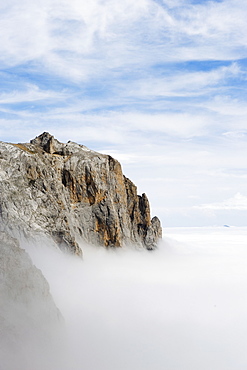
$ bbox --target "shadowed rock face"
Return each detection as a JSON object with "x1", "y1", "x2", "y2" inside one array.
[{"x1": 0, "y1": 132, "x2": 162, "y2": 254}]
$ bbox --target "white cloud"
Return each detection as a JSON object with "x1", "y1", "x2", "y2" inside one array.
[
  {"x1": 202, "y1": 96, "x2": 247, "y2": 117},
  {"x1": 0, "y1": 84, "x2": 67, "y2": 104},
  {"x1": 223, "y1": 131, "x2": 247, "y2": 140},
  {"x1": 130, "y1": 63, "x2": 241, "y2": 98},
  {"x1": 171, "y1": 0, "x2": 247, "y2": 48},
  {"x1": 196, "y1": 193, "x2": 247, "y2": 211},
  {"x1": 0, "y1": 103, "x2": 245, "y2": 152},
  {"x1": 1, "y1": 0, "x2": 247, "y2": 79},
  {"x1": 10, "y1": 111, "x2": 213, "y2": 142}
]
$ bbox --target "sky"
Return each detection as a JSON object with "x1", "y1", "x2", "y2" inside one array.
[{"x1": 1, "y1": 0, "x2": 247, "y2": 226}]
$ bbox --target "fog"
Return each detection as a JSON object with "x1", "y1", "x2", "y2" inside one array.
[{"x1": 23, "y1": 227, "x2": 247, "y2": 370}]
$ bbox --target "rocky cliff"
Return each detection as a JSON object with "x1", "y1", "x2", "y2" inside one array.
[{"x1": 0, "y1": 132, "x2": 162, "y2": 254}]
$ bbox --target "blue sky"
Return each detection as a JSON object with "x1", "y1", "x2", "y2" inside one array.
[{"x1": 1, "y1": 0, "x2": 247, "y2": 227}]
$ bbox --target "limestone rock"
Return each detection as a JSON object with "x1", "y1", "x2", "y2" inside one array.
[{"x1": 0, "y1": 132, "x2": 162, "y2": 253}]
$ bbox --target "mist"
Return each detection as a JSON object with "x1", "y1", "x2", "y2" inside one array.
[{"x1": 22, "y1": 227, "x2": 247, "y2": 370}]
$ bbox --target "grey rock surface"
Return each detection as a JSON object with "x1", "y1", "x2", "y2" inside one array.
[{"x1": 0, "y1": 132, "x2": 162, "y2": 254}]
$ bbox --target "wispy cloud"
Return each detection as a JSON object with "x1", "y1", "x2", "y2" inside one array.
[
  {"x1": 1, "y1": 0, "x2": 247, "y2": 226},
  {"x1": 0, "y1": 84, "x2": 67, "y2": 104},
  {"x1": 128, "y1": 63, "x2": 242, "y2": 98},
  {"x1": 195, "y1": 193, "x2": 247, "y2": 211},
  {"x1": 1, "y1": 0, "x2": 247, "y2": 74}
]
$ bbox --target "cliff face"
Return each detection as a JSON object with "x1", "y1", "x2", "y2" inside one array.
[{"x1": 0, "y1": 132, "x2": 162, "y2": 254}]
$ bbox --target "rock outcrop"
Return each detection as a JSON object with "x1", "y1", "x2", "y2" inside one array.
[{"x1": 0, "y1": 132, "x2": 162, "y2": 254}]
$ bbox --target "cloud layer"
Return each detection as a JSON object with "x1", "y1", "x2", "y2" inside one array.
[{"x1": 23, "y1": 228, "x2": 247, "y2": 370}]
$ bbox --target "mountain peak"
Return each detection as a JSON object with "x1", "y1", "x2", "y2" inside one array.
[{"x1": 30, "y1": 132, "x2": 61, "y2": 154}]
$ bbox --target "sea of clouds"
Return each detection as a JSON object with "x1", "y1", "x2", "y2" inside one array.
[{"x1": 20, "y1": 226, "x2": 247, "y2": 370}]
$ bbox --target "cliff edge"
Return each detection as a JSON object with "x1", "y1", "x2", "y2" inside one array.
[{"x1": 0, "y1": 132, "x2": 162, "y2": 254}]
